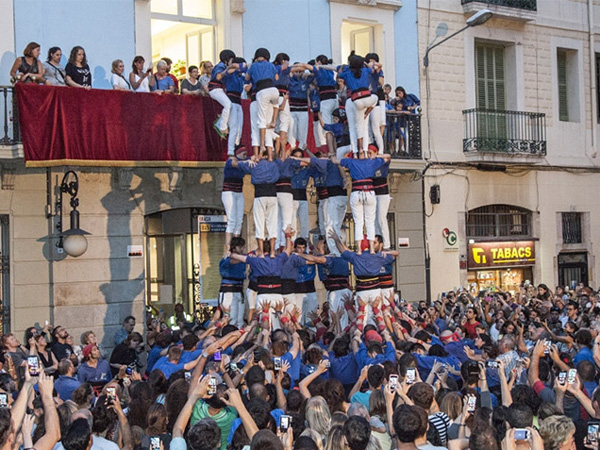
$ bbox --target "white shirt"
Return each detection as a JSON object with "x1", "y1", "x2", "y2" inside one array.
[
  {"x1": 134, "y1": 73, "x2": 150, "y2": 93},
  {"x1": 111, "y1": 73, "x2": 130, "y2": 90}
]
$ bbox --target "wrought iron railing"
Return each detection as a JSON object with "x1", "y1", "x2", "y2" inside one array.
[
  {"x1": 463, "y1": 108, "x2": 546, "y2": 155},
  {"x1": 0, "y1": 86, "x2": 20, "y2": 146},
  {"x1": 384, "y1": 112, "x2": 422, "y2": 159},
  {"x1": 461, "y1": 0, "x2": 536, "y2": 11}
]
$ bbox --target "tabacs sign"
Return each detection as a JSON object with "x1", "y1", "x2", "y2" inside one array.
[{"x1": 468, "y1": 241, "x2": 535, "y2": 269}]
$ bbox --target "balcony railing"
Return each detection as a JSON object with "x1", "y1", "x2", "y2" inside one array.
[
  {"x1": 461, "y1": 0, "x2": 536, "y2": 11},
  {"x1": 384, "y1": 112, "x2": 422, "y2": 159},
  {"x1": 463, "y1": 108, "x2": 546, "y2": 156},
  {"x1": 0, "y1": 86, "x2": 20, "y2": 146}
]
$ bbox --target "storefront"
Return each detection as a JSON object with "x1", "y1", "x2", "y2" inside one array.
[{"x1": 467, "y1": 240, "x2": 536, "y2": 294}]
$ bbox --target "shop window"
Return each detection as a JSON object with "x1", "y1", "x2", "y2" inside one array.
[
  {"x1": 466, "y1": 204, "x2": 532, "y2": 239},
  {"x1": 562, "y1": 212, "x2": 582, "y2": 244}
]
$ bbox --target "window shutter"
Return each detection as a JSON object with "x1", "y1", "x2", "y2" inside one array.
[{"x1": 557, "y1": 50, "x2": 569, "y2": 122}]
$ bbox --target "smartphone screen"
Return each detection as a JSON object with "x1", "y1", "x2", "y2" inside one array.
[
  {"x1": 406, "y1": 368, "x2": 416, "y2": 384},
  {"x1": 0, "y1": 393, "x2": 7, "y2": 408},
  {"x1": 514, "y1": 429, "x2": 530, "y2": 440},
  {"x1": 280, "y1": 415, "x2": 291, "y2": 432},
  {"x1": 558, "y1": 372, "x2": 567, "y2": 385},
  {"x1": 184, "y1": 372, "x2": 191, "y2": 382},
  {"x1": 486, "y1": 360, "x2": 498, "y2": 369},
  {"x1": 273, "y1": 357, "x2": 282, "y2": 371},
  {"x1": 208, "y1": 376, "x2": 217, "y2": 395},
  {"x1": 467, "y1": 395, "x2": 476, "y2": 412},
  {"x1": 106, "y1": 387, "x2": 116, "y2": 401},
  {"x1": 568, "y1": 369, "x2": 577, "y2": 384},
  {"x1": 214, "y1": 350, "x2": 222, "y2": 362},
  {"x1": 150, "y1": 436, "x2": 161, "y2": 450},
  {"x1": 389, "y1": 374, "x2": 399, "y2": 391},
  {"x1": 27, "y1": 356, "x2": 39, "y2": 376},
  {"x1": 588, "y1": 423, "x2": 599, "y2": 444}
]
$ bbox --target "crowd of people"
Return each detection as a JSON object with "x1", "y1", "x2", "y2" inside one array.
[{"x1": 0, "y1": 281, "x2": 598, "y2": 450}]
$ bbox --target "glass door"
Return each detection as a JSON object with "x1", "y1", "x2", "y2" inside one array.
[{"x1": 147, "y1": 234, "x2": 187, "y2": 316}]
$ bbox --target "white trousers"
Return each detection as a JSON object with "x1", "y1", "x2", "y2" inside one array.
[
  {"x1": 349, "y1": 191, "x2": 376, "y2": 241},
  {"x1": 320, "y1": 98, "x2": 338, "y2": 125},
  {"x1": 345, "y1": 95, "x2": 378, "y2": 153},
  {"x1": 221, "y1": 191, "x2": 244, "y2": 235},
  {"x1": 318, "y1": 198, "x2": 328, "y2": 237},
  {"x1": 277, "y1": 192, "x2": 294, "y2": 248},
  {"x1": 328, "y1": 288, "x2": 352, "y2": 330},
  {"x1": 299, "y1": 291, "x2": 318, "y2": 326},
  {"x1": 246, "y1": 287, "x2": 258, "y2": 310},
  {"x1": 276, "y1": 96, "x2": 292, "y2": 134},
  {"x1": 369, "y1": 104, "x2": 384, "y2": 153},
  {"x1": 219, "y1": 292, "x2": 245, "y2": 328},
  {"x1": 256, "y1": 87, "x2": 279, "y2": 129},
  {"x1": 326, "y1": 195, "x2": 348, "y2": 256},
  {"x1": 293, "y1": 199, "x2": 309, "y2": 239},
  {"x1": 314, "y1": 119, "x2": 326, "y2": 147},
  {"x1": 253, "y1": 196, "x2": 278, "y2": 240},
  {"x1": 290, "y1": 110, "x2": 309, "y2": 149},
  {"x1": 375, "y1": 194, "x2": 391, "y2": 249},
  {"x1": 257, "y1": 293, "x2": 282, "y2": 330},
  {"x1": 356, "y1": 288, "x2": 381, "y2": 325},
  {"x1": 251, "y1": 101, "x2": 276, "y2": 148},
  {"x1": 227, "y1": 103, "x2": 243, "y2": 155},
  {"x1": 209, "y1": 88, "x2": 232, "y2": 132}
]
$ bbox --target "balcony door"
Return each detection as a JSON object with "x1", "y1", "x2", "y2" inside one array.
[{"x1": 475, "y1": 42, "x2": 507, "y2": 148}]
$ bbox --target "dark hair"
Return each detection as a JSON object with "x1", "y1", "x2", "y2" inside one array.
[
  {"x1": 408, "y1": 382, "x2": 434, "y2": 410},
  {"x1": 322, "y1": 378, "x2": 347, "y2": 414},
  {"x1": 294, "y1": 237, "x2": 307, "y2": 248},
  {"x1": 343, "y1": 415, "x2": 371, "y2": 450},
  {"x1": 510, "y1": 386, "x2": 541, "y2": 416},
  {"x1": 247, "y1": 365, "x2": 266, "y2": 387},
  {"x1": 469, "y1": 425, "x2": 500, "y2": 450},
  {"x1": 146, "y1": 403, "x2": 168, "y2": 435},
  {"x1": 246, "y1": 399, "x2": 273, "y2": 429},
  {"x1": 127, "y1": 382, "x2": 153, "y2": 428},
  {"x1": 393, "y1": 404, "x2": 423, "y2": 443},
  {"x1": 250, "y1": 429, "x2": 283, "y2": 450},
  {"x1": 575, "y1": 329, "x2": 592, "y2": 347},
  {"x1": 253, "y1": 48, "x2": 270, "y2": 62},
  {"x1": 506, "y1": 403, "x2": 534, "y2": 428},
  {"x1": 148, "y1": 370, "x2": 169, "y2": 402},
  {"x1": 219, "y1": 49, "x2": 236, "y2": 64},
  {"x1": 23, "y1": 42, "x2": 40, "y2": 58},
  {"x1": 578, "y1": 359, "x2": 597, "y2": 382},
  {"x1": 91, "y1": 395, "x2": 117, "y2": 434},
  {"x1": 332, "y1": 334, "x2": 350, "y2": 357},
  {"x1": 230, "y1": 236, "x2": 245, "y2": 251},
  {"x1": 58, "y1": 358, "x2": 72, "y2": 375},
  {"x1": 63, "y1": 418, "x2": 91, "y2": 450},
  {"x1": 315, "y1": 54, "x2": 333, "y2": 65},
  {"x1": 188, "y1": 65, "x2": 198, "y2": 73},
  {"x1": 0, "y1": 409, "x2": 12, "y2": 449},
  {"x1": 348, "y1": 55, "x2": 364, "y2": 78},
  {"x1": 286, "y1": 389, "x2": 304, "y2": 413},
  {"x1": 188, "y1": 418, "x2": 221, "y2": 450},
  {"x1": 274, "y1": 53, "x2": 290, "y2": 65},
  {"x1": 72, "y1": 383, "x2": 93, "y2": 407},
  {"x1": 132, "y1": 55, "x2": 145, "y2": 75},
  {"x1": 68, "y1": 46, "x2": 87, "y2": 66},
  {"x1": 365, "y1": 52, "x2": 379, "y2": 63},
  {"x1": 165, "y1": 379, "x2": 189, "y2": 433},
  {"x1": 367, "y1": 365, "x2": 385, "y2": 388},
  {"x1": 47, "y1": 47, "x2": 61, "y2": 62}
]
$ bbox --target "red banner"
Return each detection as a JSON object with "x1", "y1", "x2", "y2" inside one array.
[{"x1": 15, "y1": 84, "x2": 277, "y2": 167}]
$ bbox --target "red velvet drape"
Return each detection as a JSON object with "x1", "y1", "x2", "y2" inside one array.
[{"x1": 16, "y1": 84, "x2": 316, "y2": 167}]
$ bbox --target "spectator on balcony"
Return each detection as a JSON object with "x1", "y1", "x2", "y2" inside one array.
[
  {"x1": 199, "y1": 60, "x2": 213, "y2": 95},
  {"x1": 43, "y1": 47, "x2": 66, "y2": 86},
  {"x1": 181, "y1": 66, "x2": 203, "y2": 96},
  {"x1": 65, "y1": 46, "x2": 92, "y2": 89},
  {"x1": 152, "y1": 60, "x2": 175, "y2": 95},
  {"x1": 110, "y1": 59, "x2": 131, "y2": 91},
  {"x1": 162, "y1": 57, "x2": 179, "y2": 92},
  {"x1": 390, "y1": 86, "x2": 420, "y2": 114},
  {"x1": 10, "y1": 42, "x2": 46, "y2": 84},
  {"x1": 129, "y1": 55, "x2": 154, "y2": 93}
]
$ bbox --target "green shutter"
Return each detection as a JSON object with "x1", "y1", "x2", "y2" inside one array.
[
  {"x1": 475, "y1": 42, "x2": 506, "y2": 145},
  {"x1": 558, "y1": 50, "x2": 569, "y2": 122}
]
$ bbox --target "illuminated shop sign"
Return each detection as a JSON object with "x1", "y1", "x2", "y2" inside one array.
[{"x1": 468, "y1": 241, "x2": 535, "y2": 269}]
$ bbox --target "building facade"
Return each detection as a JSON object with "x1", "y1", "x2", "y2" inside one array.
[
  {"x1": 0, "y1": 0, "x2": 426, "y2": 347},
  {"x1": 419, "y1": 0, "x2": 600, "y2": 297}
]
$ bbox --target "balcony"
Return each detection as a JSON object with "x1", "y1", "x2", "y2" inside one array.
[
  {"x1": 0, "y1": 86, "x2": 21, "y2": 149},
  {"x1": 463, "y1": 108, "x2": 546, "y2": 158},
  {"x1": 384, "y1": 112, "x2": 422, "y2": 160},
  {"x1": 462, "y1": 0, "x2": 536, "y2": 21}
]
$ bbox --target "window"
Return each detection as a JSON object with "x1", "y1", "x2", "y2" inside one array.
[
  {"x1": 557, "y1": 50, "x2": 569, "y2": 121},
  {"x1": 341, "y1": 21, "x2": 377, "y2": 64},
  {"x1": 475, "y1": 42, "x2": 506, "y2": 111},
  {"x1": 466, "y1": 205, "x2": 532, "y2": 239},
  {"x1": 151, "y1": 0, "x2": 215, "y2": 69},
  {"x1": 562, "y1": 212, "x2": 582, "y2": 244}
]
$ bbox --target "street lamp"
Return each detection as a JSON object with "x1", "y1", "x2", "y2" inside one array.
[
  {"x1": 423, "y1": 9, "x2": 493, "y2": 67},
  {"x1": 57, "y1": 170, "x2": 90, "y2": 257}
]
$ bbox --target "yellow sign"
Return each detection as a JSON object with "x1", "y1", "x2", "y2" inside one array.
[{"x1": 468, "y1": 241, "x2": 535, "y2": 269}]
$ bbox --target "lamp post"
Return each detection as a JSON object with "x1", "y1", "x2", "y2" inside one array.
[
  {"x1": 423, "y1": 9, "x2": 493, "y2": 68},
  {"x1": 57, "y1": 170, "x2": 90, "y2": 257}
]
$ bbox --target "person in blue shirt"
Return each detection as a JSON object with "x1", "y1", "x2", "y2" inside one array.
[
  {"x1": 365, "y1": 53, "x2": 386, "y2": 153},
  {"x1": 246, "y1": 48, "x2": 279, "y2": 157},
  {"x1": 54, "y1": 359, "x2": 81, "y2": 401},
  {"x1": 275, "y1": 152, "x2": 301, "y2": 250},
  {"x1": 290, "y1": 148, "x2": 311, "y2": 240},
  {"x1": 328, "y1": 334, "x2": 359, "y2": 392},
  {"x1": 219, "y1": 237, "x2": 247, "y2": 328},
  {"x1": 299, "y1": 55, "x2": 338, "y2": 126},
  {"x1": 151, "y1": 60, "x2": 175, "y2": 94},
  {"x1": 573, "y1": 329, "x2": 595, "y2": 366},
  {"x1": 309, "y1": 79, "x2": 326, "y2": 149},
  {"x1": 77, "y1": 344, "x2": 111, "y2": 384},
  {"x1": 153, "y1": 346, "x2": 202, "y2": 380},
  {"x1": 337, "y1": 55, "x2": 381, "y2": 157},
  {"x1": 335, "y1": 151, "x2": 390, "y2": 254},
  {"x1": 222, "y1": 145, "x2": 248, "y2": 254},
  {"x1": 274, "y1": 53, "x2": 292, "y2": 152},
  {"x1": 232, "y1": 156, "x2": 280, "y2": 257},
  {"x1": 222, "y1": 57, "x2": 247, "y2": 155},
  {"x1": 209, "y1": 49, "x2": 236, "y2": 138},
  {"x1": 372, "y1": 160, "x2": 391, "y2": 249},
  {"x1": 288, "y1": 67, "x2": 313, "y2": 150}
]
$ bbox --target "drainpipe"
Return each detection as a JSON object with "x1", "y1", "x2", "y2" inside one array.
[
  {"x1": 421, "y1": 162, "x2": 433, "y2": 303},
  {"x1": 588, "y1": 0, "x2": 597, "y2": 158}
]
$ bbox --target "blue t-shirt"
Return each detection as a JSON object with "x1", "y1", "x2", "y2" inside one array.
[
  {"x1": 338, "y1": 67, "x2": 372, "y2": 92},
  {"x1": 281, "y1": 253, "x2": 305, "y2": 281},
  {"x1": 219, "y1": 257, "x2": 246, "y2": 285},
  {"x1": 312, "y1": 66, "x2": 336, "y2": 87},
  {"x1": 211, "y1": 61, "x2": 228, "y2": 82},
  {"x1": 152, "y1": 75, "x2": 175, "y2": 92},
  {"x1": 340, "y1": 158, "x2": 386, "y2": 180},
  {"x1": 224, "y1": 159, "x2": 245, "y2": 180},
  {"x1": 369, "y1": 69, "x2": 384, "y2": 94},
  {"x1": 276, "y1": 66, "x2": 291, "y2": 87},
  {"x1": 248, "y1": 60, "x2": 277, "y2": 84},
  {"x1": 238, "y1": 159, "x2": 280, "y2": 185},
  {"x1": 341, "y1": 250, "x2": 394, "y2": 277},
  {"x1": 246, "y1": 253, "x2": 288, "y2": 278},
  {"x1": 224, "y1": 69, "x2": 246, "y2": 93},
  {"x1": 288, "y1": 75, "x2": 313, "y2": 99},
  {"x1": 153, "y1": 356, "x2": 186, "y2": 379}
]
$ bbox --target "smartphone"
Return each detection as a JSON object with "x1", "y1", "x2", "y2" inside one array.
[
  {"x1": 106, "y1": 387, "x2": 116, "y2": 401},
  {"x1": 544, "y1": 341, "x2": 551, "y2": 355},
  {"x1": 150, "y1": 436, "x2": 161, "y2": 450},
  {"x1": 558, "y1": 371, "x2": 567, "y2": 386},
  {"x1": 486, "y1": 360, "x2": 499, "y2": 369},
  {"x1": 588, "y1": 423, "x2": 600, "y2": 444},
  {"x1": 126, "y1": 367, "x2": 133, "y2": 376},
  {"x1": 230, "y1": 362, "x2": 238, "y2": 372},
  {"x1": 389, "y1": 374, "x2": 399, "y2": 392},
  {"x1": 280, "y1": 415, "x2": 291, "y2": 432},
  {"x1": 273, "y1": 357, "x2": 282, "y2": 371},
  {"x1": 27, "y1": 356, "x2": 40, "y2": 376},
  {"x1": 208, "y1": 376, "x2": 217, "y2": 395},
  {"x1": 467, "y1": 395, "x2": 476, "y2": 413},
  {"x1": 568, "y1": 368, "x2": 577, "y2": 384},
  {"x1": 324, "y1": 359, "x2": 331, "y2": 368},
  {"x1": 514, "y1": 429, "x2": 531, "y2": 441},
  {"x1": 0, "y1": 393, "x2": 7, "y2": 408},
  {"x1": 184, "y1": 372, "x2": 191, "y2": 382},
  {"x1": 214, "y1": 348, "x2": 222, "y2": 362},
  {"x1": 441, "y1": 292, "x2": 446, "y2": 298},
  {"x1": 253, "y1": 349, "x2": 261, "y2": 362},
  {"x1": 406, "y1": 368, "x2": 416, "y2": 384}
]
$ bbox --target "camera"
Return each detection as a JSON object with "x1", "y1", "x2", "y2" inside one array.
[
  {"x1": 27, "y1": 356, "x2": 40, "y2": 377},
  {"x1": 280, "y1": 415, "x2": 291, "y2": 432},
  {"x1": 514, "y1": 429, "x2": 531, "y2": 441}
]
